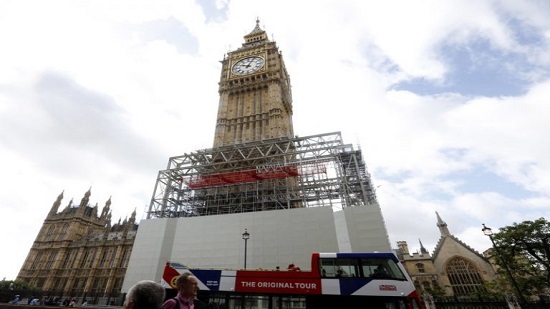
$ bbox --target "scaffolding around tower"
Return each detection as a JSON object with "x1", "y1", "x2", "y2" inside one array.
[{"x1": 146, "y1": 131, "x2": 379, "y2": 219}]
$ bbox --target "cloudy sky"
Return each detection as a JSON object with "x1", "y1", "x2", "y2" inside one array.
[{"x1": 1, "y1": 0, "x2": 549, "y2": 280}]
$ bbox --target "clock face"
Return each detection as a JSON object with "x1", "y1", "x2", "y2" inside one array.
[{"x1": 232, "y1": 56, "x2": 265, "y2": 75}]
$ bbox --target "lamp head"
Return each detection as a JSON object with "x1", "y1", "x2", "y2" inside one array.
[
  {"x1": 482, "y1": 223, "x2": 493, "y2": 236},
  {"x1": 242, "y1": 228, "x2": 250, "y2": 240}
]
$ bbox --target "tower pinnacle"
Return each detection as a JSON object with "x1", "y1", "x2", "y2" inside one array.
[
  {"x1": 419, "y1": 239, "x2": 428, "y2": 254},
  {"x1": 436, "y1": 211, "x2": 450, "y2": 236},
  {"x1": 48, "y1": 191, "x2": 64, "y2": 217}
]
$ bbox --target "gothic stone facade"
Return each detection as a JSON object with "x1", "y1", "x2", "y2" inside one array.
[
  {"x1": 396, "y1": 212, "x2": 497, "y2": 297},
  {"x1": 17, "y1": 189, "x2": 137, "y2": 304}
]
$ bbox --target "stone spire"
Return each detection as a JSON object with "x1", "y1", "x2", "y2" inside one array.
[
  {"x1": 79, "y1": 187, "x2": 91, "y2": 207},
  {"x1": 48, "y1": 191, "x2": 64, "y2": 217},
  {"x1": 92, "y1": 202, "x2": 99, "y2": 217},
  {"x1": 64, "y1": 198, "x2": 74, "y2": 211},
  {"x1": 436, "y1": 211, "x2": 450, "y2": 236},
  {"x1": 77, "y1": 187, "x2": 91, "y2": 215},
  {"x1": 129, "y1": 208, "x2": 136, "y2": 223},
  {"x1": 419, "y1": 239, "x2": 429, "y2": 254},
  {"x1": 123, "y1": 208, "x2": 136, "y2": 231},
  {"x1": 101, "y1": 196, "x2": 112, "y2": 219},
  {"x1": 243, "y1": 18, "x2": 269, "y2": 47},
  {"x1": 247, "y1": 18, "x2": 264, "y2": 36}
]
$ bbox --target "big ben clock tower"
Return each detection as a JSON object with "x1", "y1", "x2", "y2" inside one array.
[
  {"x1": 138, "y1": 19, "x2": 391, "y2": 278},
  {"x1": 214, "y1": 19, "x2": 294, "y2": 147},
  {"x1": 145, "y1": 19, "x2": 387, "y2": 254}
]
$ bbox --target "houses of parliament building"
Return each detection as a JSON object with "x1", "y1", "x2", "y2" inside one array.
[{"x1": 16, "y1": 189, "x2": 137, "y2": 303}]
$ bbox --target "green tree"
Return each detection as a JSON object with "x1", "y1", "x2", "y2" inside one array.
[
  {"x1": 0, "y1": 279, "x2": 34, "y2": 290},
  {"x1": 491, "y1": 217, "x2": 550, "y2": 299},
  {"x1": 476, "y1": 278, "x2": 510, "y2": 301},
  {"x1": 0, "y1": 279, "x2": 37, "y2": 303}
]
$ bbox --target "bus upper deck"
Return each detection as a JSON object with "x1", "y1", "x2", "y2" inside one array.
[{"x1": 162, "y1": 252, "x2": 424, "y2": 308}]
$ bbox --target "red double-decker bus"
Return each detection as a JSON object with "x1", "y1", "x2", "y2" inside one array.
[{"x1": 162, "y1": 252, "x2": 424, "y2": 309}]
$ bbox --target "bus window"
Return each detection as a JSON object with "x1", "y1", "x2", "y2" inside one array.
[
  {"x1": 271, "y1": 296, "x2": 306, "y2": 309},
  {"x1": 319, "y1": 258, "x2": 334, "y2": 277},
  {"x1": 319, "y1": 258, "x2": 358, "y2": 277},
  {"x1": 201, "y1": 292, "x2": 227, "y2": 307},
  {"x1": 361, "y1": 258, "x2": 406, "y2": 280},
  {"x1": 228, "y1": 294, "x2": 270, "y2": 309}
]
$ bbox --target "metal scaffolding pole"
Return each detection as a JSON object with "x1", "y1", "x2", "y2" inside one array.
[{"x1": 147, "y1": 131, "x2": 378, "y2": 219}]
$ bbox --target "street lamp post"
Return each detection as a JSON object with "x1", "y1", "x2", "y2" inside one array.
[
  {"x1": 482, "y1": 223, "x2": 526, "y2": 305},
  {"x1": 242, "y1": 229, "x2": 250, "y2": 269}
]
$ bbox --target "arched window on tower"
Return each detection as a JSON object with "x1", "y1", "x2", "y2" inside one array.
[
  {"x1": 62, "y1": 250, "x2": 74, "y2": 268},
  {"x1": 60, "y1": 224, "x2": 68, "y2": 240},
  {"x1": 31, "y1": 251, "x2": 43, "y2": 269},
  {"x1": 45, "y1": 225, "x2": 55, "y2": 241},
  {"x1": 415, "y1": 263, "x2": 426, "y2": 273},
  {"x1": 446, "y1": 257, "x2": 483, "y2": 296},
  {"x1": 45, "y1": 251, "x2": 57, "y2": 269}
]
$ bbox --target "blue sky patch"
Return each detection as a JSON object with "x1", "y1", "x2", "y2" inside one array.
[
  {"x1": 394, "y1": 38, "x2": 534, "y2": 97},
  {"x1": 138, "y1": 17, "x2": 199, "y2": 54},
  {"x1": 196, "y1": 0, "x2": 229, "y2": 22},
  {"x1": 441, "y1": 166, "x2": 536, "y2": 199}
]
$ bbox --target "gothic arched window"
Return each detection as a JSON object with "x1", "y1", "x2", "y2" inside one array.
[
  {"x1": 45, "y1": 225, "x2": 55, "y2": 241},
  {"x1": 416, "y1": 263, "x2": 425, "y2": 273},
  {"x1": 446, "y1": 257, "x2": 483, "y2": 296},
  {"x1": 60, "y1": 224, "x2": 68, "y2": 240}
]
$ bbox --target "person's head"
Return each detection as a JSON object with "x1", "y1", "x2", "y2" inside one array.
[
  {"x1": 175, "y1": 273, "x2": 199, "y2": 298},
  {"x1": 124, "y1": 280, "x2": 166, "y2": 309}
]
